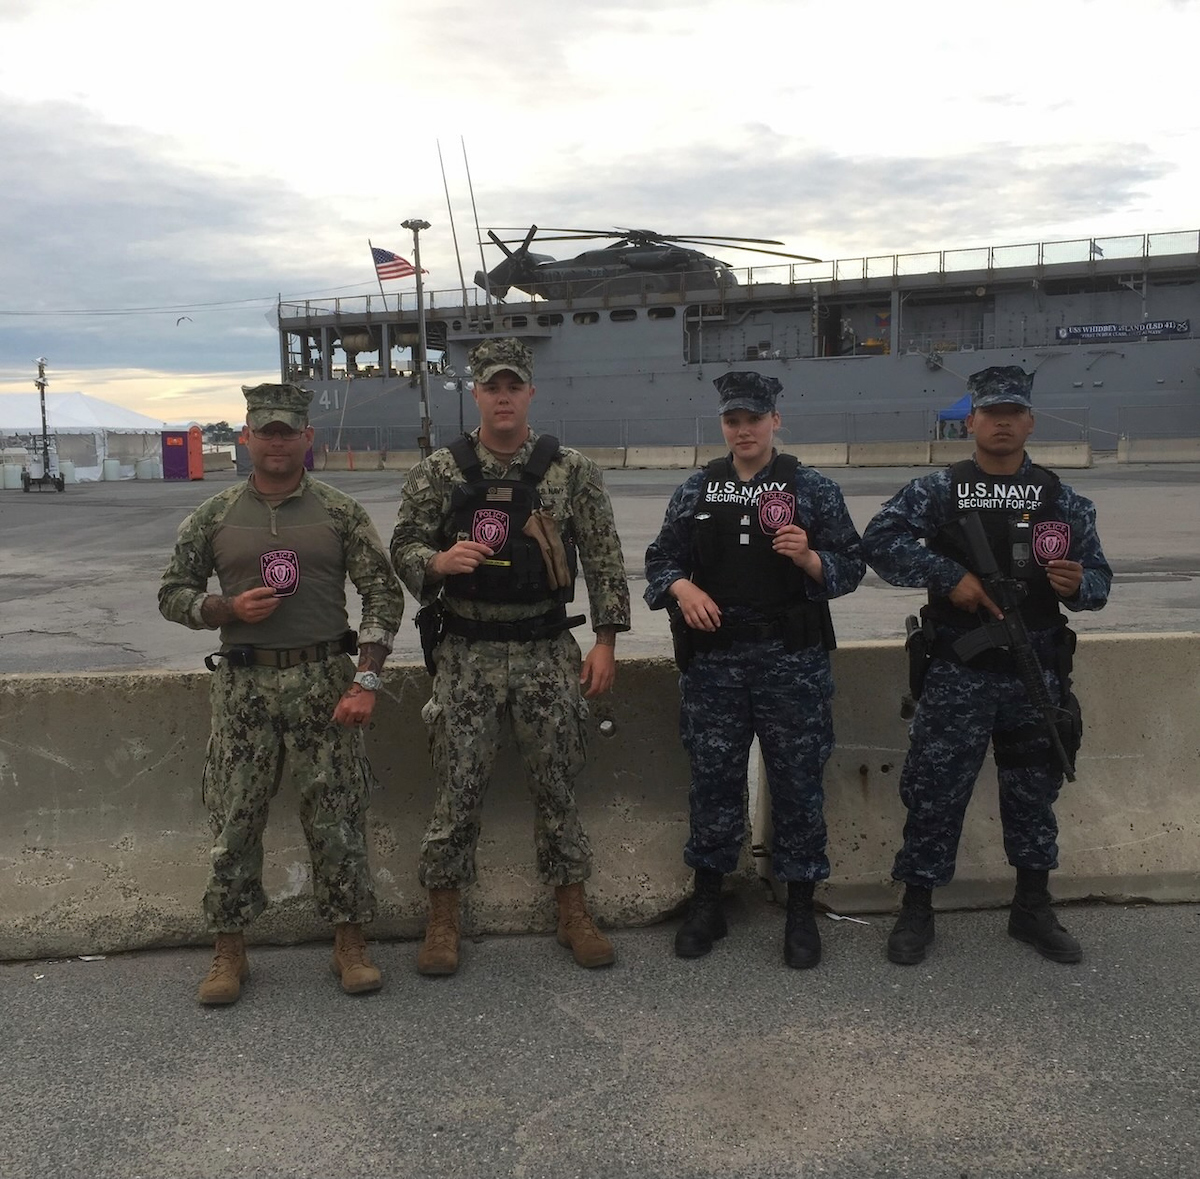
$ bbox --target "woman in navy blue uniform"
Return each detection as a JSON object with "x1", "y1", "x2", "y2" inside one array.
[{"x1": 645, "y1": 372, "x2": 864, "y2": 968}]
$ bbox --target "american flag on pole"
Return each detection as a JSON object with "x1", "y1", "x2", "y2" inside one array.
[{"x1": 371, "y1": 246, "x2": 424, "y2": 281}]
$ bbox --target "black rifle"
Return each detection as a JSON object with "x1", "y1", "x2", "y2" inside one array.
[{"x1": 952, "y1": 512, "x2": 1076, "y2": 782}]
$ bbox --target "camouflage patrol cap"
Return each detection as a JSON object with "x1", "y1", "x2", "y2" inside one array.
[
  {"x1": 468, "y1": 338, "x2": 533, "y2": 383},
  {"x1": 242, "y1": 382, "x2": 313, "y2": 430},
  {"x1": 714, "y1": 371, "x2": 783, "y2": 415},
  {"x1": 968, "y1": 366, "x2": 1034, "y2": 410}
]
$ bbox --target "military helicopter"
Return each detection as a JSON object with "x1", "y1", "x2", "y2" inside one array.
[{"x1": 474, "y1": 225, "x2": 821, "y2": 301}]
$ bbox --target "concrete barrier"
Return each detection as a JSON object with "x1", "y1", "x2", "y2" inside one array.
[
  {"x1": 318, "y1": 450, "x2": 383, "y2": 472},
  {"x1": 577, "y1": 448, "x2": 627, "y2": 469},
  {"x1": 932, "y1": 441, "x2": 1090, "y2": 468},
  {"x1": 693, "y1": 445, "x2": 727, "y2": 467},
  {"x1": 699, "y1": 444, "x2": 850, "y2": 467},
  {"x1": 3, "y1": 636, "x2": 1197, "y2": 960},
  {"x1": 1026, "y1": 442, "x2": 1092, "y2": 468},
  {"x1": 625, "y1": 446, "x2": 696, "y2": 469},
  {"x1": 201, "y1": 451, "x2": 234, "y2": 472},
  {"x1": 794, "y1": 443, "x2": 850, "y2": 467},
  {"x1": 929, "y1": 440, "x2": 976, "y2": 464},
  {"x1": 380, "y1": 450, "x2": 425, "y2": 472},
  {"x1": 757, "y1": 633, "x2": 1200, "y2": 911},
  {"x1": 847, "y1": 441, "x2": 931, "y2": 466},
  {"x1": 0, "y1": 662, "x2": 693, "y2": 960},
  {"x1": 1118, "y1": 437, "x2": 1200, "y2": 463}
]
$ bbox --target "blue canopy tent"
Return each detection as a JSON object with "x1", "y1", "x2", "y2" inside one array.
[
  {"x1": 935, "y1": 392, "x2": 972, "y2": 439},
  {"x1": 937, "y1": 393, "x2": 972, "y2": 421}
]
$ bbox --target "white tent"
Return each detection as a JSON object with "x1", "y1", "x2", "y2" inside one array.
[{"x1": 0, "y1": 392, "x2": 167, "y2": 482}]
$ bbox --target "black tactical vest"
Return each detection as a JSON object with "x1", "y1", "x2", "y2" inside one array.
[
  {"x1": 443, "y1": 433, "x2": 578, "y2": 604},
  {"x1": 691, "y1": 453, "x2": 810, "y2": 610},
  {"x1": 926, "y1": 458, "x2": 1066, "y2": 629}
]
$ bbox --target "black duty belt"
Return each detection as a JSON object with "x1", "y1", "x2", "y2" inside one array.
[
  {"x1": 691, "y1": 620, "x2": 786, "y2": 652},
  {"x1": 205, "y1": 631, "x2": 357, "y2": 672},
  {"x1": 442, "y1": 607, "x2": 585, "y2": 644}
]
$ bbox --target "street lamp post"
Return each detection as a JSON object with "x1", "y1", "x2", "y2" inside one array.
[
  {"x1": 401, "y1": 217, "x2": 433, "y2": 456},
  {"x1": 35, "y1": 357, "x2": 51, "y2": 478}
]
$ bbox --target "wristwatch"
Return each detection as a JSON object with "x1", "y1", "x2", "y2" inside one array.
[{"x1": 353, "y1": 671, "x2": 381, "y2": 692}]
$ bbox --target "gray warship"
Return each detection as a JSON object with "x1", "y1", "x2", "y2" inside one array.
[{"x1": 277, "y1": 226, "x2": 1200, "y2": 453}]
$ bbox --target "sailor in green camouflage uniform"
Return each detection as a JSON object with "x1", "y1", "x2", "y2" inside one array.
[
  {"x1": 390, "y1": 338, "x2": 631, "y2": 975},
  {"x1": 159, "y1": 382, "x2": 404, "y2": 1005}
]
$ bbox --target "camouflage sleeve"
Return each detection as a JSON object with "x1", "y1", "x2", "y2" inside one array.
[
  {"x1": 569, "y1": 455, "x2": 631, "y2": 631},
  {"x1": 157, "y1": 494, "x2": 229, "y2": 630},
  {"x1": 862, "y1": 470, "x2": 967, "y2": 595},
  {"x1": 1058, "y1": 485, "x2": 1111, "y2": 613},
  {"x1": 800, "y1": 470, "x2": 866, "y2": 601},
  {"x1": 389, "y1": 457, "x2": 451, "y2": 603},
  {"x1": 643, "y1": 474, "x2": 704, "y2": 610},
  {"x1": 335, "y1": 497, "x2": 405, "y2": 649}
]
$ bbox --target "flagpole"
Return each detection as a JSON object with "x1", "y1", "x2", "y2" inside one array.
[{"x1": 402, "y1": 218, "x2": 433, "y2": 457}]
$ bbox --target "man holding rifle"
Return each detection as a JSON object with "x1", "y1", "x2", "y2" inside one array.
[{"x1": 863, "y1": 367, "x2": 1111, "y2": 966}]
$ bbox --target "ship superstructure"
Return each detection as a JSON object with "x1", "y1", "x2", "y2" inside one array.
[{"x1": 278, "y1": 229, "x2": 1200, "y2": 452}]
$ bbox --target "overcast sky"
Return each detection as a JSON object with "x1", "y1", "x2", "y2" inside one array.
[{"x1": 2, "y1": 0, "x2": 1198, "y2": 424}]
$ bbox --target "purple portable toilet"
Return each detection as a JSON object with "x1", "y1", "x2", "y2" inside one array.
[{"x1": 161, "y1": 431, "x2": 190, "y2": 480}]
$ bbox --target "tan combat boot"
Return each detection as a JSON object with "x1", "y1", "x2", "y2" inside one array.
[
  {"x1": 330, "y1": 922, "x2": 383, "y2": 994},
  {"x1": 197, "y1": 932, "x2": 249, "y2": 1005},
  {"x1": 417, "y1": 888, "x2": 460, "y2": 976},
  {"x1": 555, "y1": 883, "x2": 615, "y2": 968}
]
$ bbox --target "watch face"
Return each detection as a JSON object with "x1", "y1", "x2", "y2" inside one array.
[{"x1": 355, "y1": 671, "x2": 381, "y2": 691}]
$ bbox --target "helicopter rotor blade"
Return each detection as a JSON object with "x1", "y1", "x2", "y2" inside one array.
[
  {"x1": 484, "y1": 226, "x2": 821, "y2": 261},
  {"x1": 611, "y1": 228, "x2": 789, "y2": 246},
  {"x1": 667, "y1": 239, "x2": 823, "y2": 262},
  {"x1": 489, "y1": 226, "x2": 615, "y2": 236},
  {"x1": 487, "y1": 230, "x2": 515, "y2": 259}
]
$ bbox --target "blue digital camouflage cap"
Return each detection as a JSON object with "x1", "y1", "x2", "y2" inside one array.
[
  {"x1": 242, "y1": 382, "x2": 313, "y2": 430},
  {"x1": 714, "y1": 371, "x2": 783, "y2": 415},
  {"x1": 968, "y1": 366, "x2": 1034, "y2": 410},
  {"x1": 468, "y1": 337, "x2": 533, "y2": 383}
]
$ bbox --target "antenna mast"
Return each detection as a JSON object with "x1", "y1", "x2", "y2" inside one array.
[
  {"x1": 462, "y1": 137, "x2": 493, "y2": 318},
  {"x1": 437, "y1": 139, "x2": 469, "y2": 312}
]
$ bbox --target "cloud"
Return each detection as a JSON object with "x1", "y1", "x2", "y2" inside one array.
[
  {"x1": 482, "y1": 134, "x2": 1170, "y2": 260},
  {"x1": 0, "y1": 81, "x2": 1178, "y2": 420},
  {"x1": 0, "y1": 99, "x2": 350, "y2": 375}
]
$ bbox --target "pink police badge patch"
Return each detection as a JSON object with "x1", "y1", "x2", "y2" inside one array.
[
  {"x1": 472, "y1": 508, "x2": 509, "y2": 551},
  {"x1": 260, "y1": 549, "x2": 300, "y2": 596},
  {"x1": 1032, "y1": 521, "x2": 1071, "y2": 566},
  {"x1": 758, "y1": 490, "x2": 796, "y2": 533}
]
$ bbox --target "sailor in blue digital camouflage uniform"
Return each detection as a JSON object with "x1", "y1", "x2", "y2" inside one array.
[
  {"x1": 862, "y1": 366, "x2": 1111, "y2": 966},
  {"x1": 645, "y1": 372, "x2": 865, "y2": 968}
]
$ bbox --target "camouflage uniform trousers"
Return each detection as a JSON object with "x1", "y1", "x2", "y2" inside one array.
[
  {"x1": 419, "y1": 630, "x2": 591, "y2": 888},
  {"x1": 680, "y1": 640, "x2": 834, "y2": 881},
  {"x1": 202, "y1": 657, "x2": 377, "y2": 931},
  {"x1": 892, "y1": 655, "x2": 1067, "y2": 888}
]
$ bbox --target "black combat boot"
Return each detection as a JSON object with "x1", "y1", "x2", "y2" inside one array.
[
  {"x1": 674, "y1": 869, "x2": 727, "y2": 958},
  {"x1": 783, "y1": 881, "x2": 821, "y2": 969},
  {"x1": 887, "y1": 884, "x2": 935, "y2": 965},
  {"x1": 1008, "y1": 868, "x2": 1082, "y2": 963}
]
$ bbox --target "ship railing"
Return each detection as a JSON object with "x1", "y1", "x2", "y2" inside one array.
[
  {"x1": 1118, "y1": 401, "x2": 1200, "y2": 440},
  {"x1": 750, "y1": 230, "x2": 1200, "y2": 287},
  {"x1": 277, "y1": 229, "x2": 1198, "y2": 323}
]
